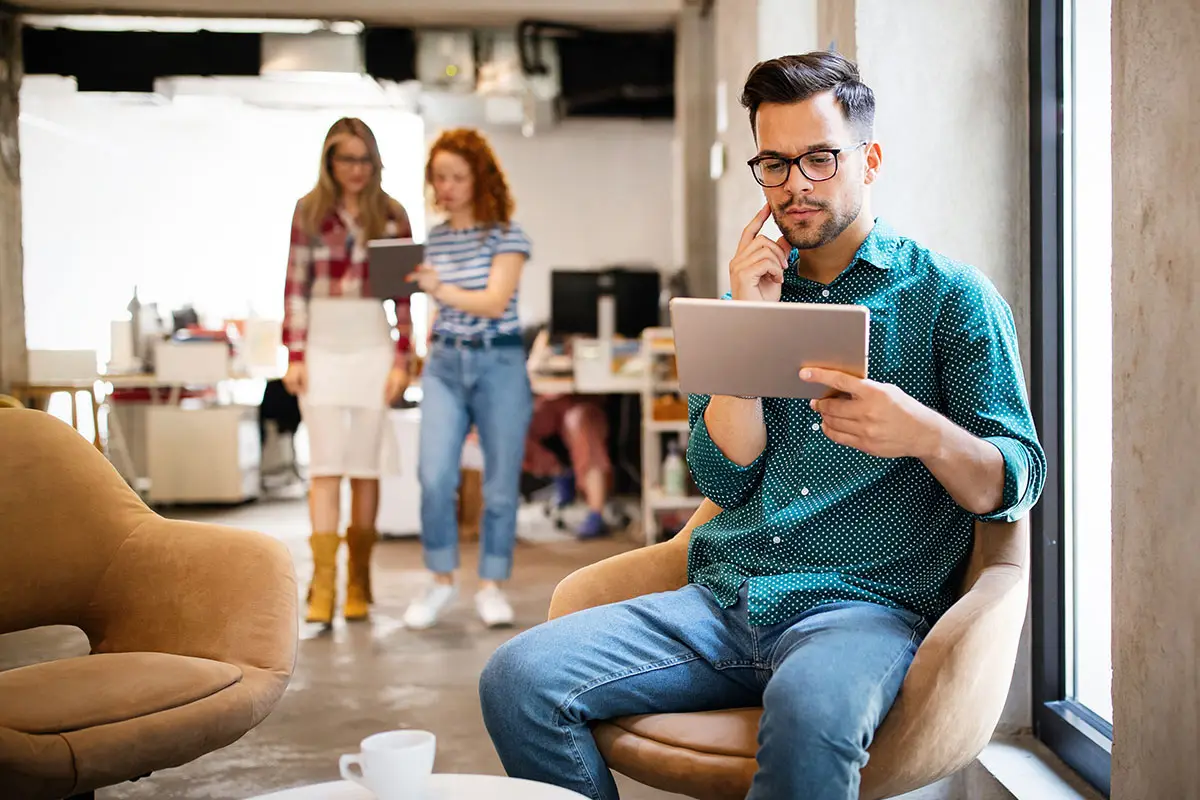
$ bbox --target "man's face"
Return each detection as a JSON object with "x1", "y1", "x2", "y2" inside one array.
[{"x1": 754, "y1": 92, "x2": 877, "y2": 250}]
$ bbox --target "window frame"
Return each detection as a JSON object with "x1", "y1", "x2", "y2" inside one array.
[{"x1": 1028, "y1": 0, "x2": 1113, "y2": 795}]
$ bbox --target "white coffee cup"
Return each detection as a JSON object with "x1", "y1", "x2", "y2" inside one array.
[{"x1": 339, "y1": 730, "x2": 436, "y2": 799}]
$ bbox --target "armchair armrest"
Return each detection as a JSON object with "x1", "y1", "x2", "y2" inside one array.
[
  {"x1": 548, "y1": 499, "x2": 722, "y2": 620},
  {"x1": 86, "y1": 517, "x2": 298, "y2": 683},
  {"x1": 861, "y1": 517, "x2": 1030, "y2": 799}
]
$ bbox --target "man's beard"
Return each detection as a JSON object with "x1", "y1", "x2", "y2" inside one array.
[{"x1": 772, "y1": 195, "x2": 862, "y2": 250}]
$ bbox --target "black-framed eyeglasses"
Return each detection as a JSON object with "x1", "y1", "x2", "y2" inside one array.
[
  {"x1": 747, "y1": 141, "x2": 868, "y2": 187},
  {"x1": 332, "y1": 154, "x2": 374, "y2": 168}
]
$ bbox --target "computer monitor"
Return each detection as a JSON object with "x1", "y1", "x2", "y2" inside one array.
[{"x1": 550, "y1": 268, "x2": 661, "y2": 340}]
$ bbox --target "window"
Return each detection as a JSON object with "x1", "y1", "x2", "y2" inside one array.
[{"x1": 1030, "y1": 0, "x2": 1113, "y2": 794}]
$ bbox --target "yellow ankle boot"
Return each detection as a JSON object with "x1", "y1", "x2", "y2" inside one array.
[
  {"x1": 343, "y1": 526, "x2": 377, "y2": 621},
  {"x1": 306, "y1": 532, "x2": 340, "y2": 624}
]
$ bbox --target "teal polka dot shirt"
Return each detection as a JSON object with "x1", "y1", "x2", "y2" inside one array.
[{"x1": 686, "y1": 219, "x2": 1046, "y2": 626}]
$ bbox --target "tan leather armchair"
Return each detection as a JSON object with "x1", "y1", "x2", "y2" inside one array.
[
  {"x1": 549, "y1": 499, "x2": 1029, "y2": 800},
  {"x1": 0, "y1": 409, "x2": 299, "y2": 799}
]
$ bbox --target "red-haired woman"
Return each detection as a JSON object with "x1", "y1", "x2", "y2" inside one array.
[
  {"x1": 403, "y1": 128, "x2": 532, "y2": 630},
  {"x1": 282, "y1": 117, "x2": 413, "y2": 626}
]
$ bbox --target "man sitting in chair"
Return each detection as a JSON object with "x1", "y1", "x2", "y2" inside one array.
[{"x1": 480, "y1": 51, "x2": 1045, "y2": 800}]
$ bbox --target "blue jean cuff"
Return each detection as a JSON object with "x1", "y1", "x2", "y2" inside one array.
[
  {"x1": 479, "y1": 553, "x2": 513, "y2": 581},
  {"x1": 424, "y1": 545, "x2": 459, "y2": 575}
]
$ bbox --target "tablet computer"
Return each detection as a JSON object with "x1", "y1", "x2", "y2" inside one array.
[
  {"x1": 367, "y1": 239, "x2": 424, "y2": 299},
  {"x1": 669, "y1": 297, "x2": 870, "y2": 399}
]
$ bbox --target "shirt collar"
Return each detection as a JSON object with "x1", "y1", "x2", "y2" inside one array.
[
  {"x1": 852, "y1": 218, "x2": 901, "y2": 270},
  {"x1": 784, "y1": 217, "x2": 901, "y2": 285}
]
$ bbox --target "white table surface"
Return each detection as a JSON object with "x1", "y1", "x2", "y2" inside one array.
[{"x1": 248, "y1": 774, "x2": 589, "y2": 799}]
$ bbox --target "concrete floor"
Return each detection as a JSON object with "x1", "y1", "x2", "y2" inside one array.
[{"x1": 0, "y1": 496, "x2": 684, "y2": 800}]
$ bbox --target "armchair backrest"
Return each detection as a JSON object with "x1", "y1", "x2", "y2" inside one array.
[{"x1": 0, "y1": 410, "x2": 153, "y2": 638}]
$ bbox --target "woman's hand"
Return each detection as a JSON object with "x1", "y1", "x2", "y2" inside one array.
[
  {"x1": 384, "y1": 365, "x2": 410, "y2": 405},
  {"x1": 407, "y1": 265, "x2": 442, "y2": 297},
  {"x1": 282, "y1": 361, "x2": 307, "y2": 396}
]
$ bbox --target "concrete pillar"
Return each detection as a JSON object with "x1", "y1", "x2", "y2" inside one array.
[
  {"x1": 1111, "y1": 0, "x2": 1200, "y2": 794},
  {"x1": 676, "y1": 2, "x2": 718, "y2": 299},
  {"x1": 818, "y1": 0, "x2": 857, "y2": 57},
  {"x1": 0, "y1": 10, "x2": 25, "y2": 393},
  {"x1": 711, "y1": 0, "x2": 820, "y2": 297}
]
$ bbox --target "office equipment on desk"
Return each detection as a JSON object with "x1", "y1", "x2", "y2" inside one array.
[
  {"x1": 26, "y1": 349, "x2": 98, "y2": 384},
  {"x1": 549, "y1": 268, "x2": 662, "y2": 342},
  {"x1": 153, "y1": 340, "x2": 230, "y2": 386}
]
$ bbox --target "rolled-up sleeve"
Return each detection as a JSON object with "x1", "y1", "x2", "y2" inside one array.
[
  {"x1": 282, "y1": 201, "x2": 312, "y2": 364},
  {"x1": 934, "y1": 271, "x2": 1047, "y2": 522},
  {"x1": 686, "y1": 392, "x2": 766, "y2": 510}
]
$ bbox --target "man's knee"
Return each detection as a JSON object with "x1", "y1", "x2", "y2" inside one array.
[
  {"x1": 479, "y1": 627, "x2": 559, "y2": 726},
  {"x1": 761, "y1": 674, "x2": 873, "y2": 756}
]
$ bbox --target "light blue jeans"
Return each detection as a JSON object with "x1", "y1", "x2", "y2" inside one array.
[
  {"x1": 418, "y1": 341, "x2": 532, "y2": 581},
  {"x1": 480, "y1": 583, "x2": 928, "y2": 800}
]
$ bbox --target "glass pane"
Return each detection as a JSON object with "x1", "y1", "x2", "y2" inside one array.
[{"x1": 1066, "y1": 0, "x2": 1113, "y2": 725}]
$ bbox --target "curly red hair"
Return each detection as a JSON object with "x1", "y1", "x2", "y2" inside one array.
[{"x1": 426, "y1": 128, "x2": 515, "y2": 227}]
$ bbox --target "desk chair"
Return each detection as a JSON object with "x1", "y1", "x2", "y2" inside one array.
[{"x1": 548, "y1": 499, "x2": 1029, "y2": 799}]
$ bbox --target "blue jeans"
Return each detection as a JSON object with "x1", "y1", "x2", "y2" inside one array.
[
  {"x1": 480, "y1": 584, "x2": 928, "y2": 800},
  {"x1": 418, "y1": 342, "x2": 532, "y2": 581}
]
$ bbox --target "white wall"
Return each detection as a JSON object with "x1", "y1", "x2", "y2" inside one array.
[
  {"x1": 19, "y1": 82, "x2": 678, "y2": 363},
  {"x1": 18, "y1": 85, "x2": 427, "y2": 363},
  {"x1": 451, "y1": 119, "x2": 679, "y2": 326}
]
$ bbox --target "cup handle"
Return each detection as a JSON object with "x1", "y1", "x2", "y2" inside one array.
[{"x1": 339, "y1": 754, "x2": 366, "y2": 786}]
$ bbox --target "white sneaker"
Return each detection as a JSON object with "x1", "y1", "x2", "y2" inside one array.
[
  {"x1": 475, "y1": 586, "x2": 515, "y2": 628},
  {"x1": 404, "y1": 583, "x2": 457, "y2": 630}
]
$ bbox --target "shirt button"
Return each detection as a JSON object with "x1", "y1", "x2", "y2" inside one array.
[
  {"x1": 811, "y1": 422, "x2": 820, "y2": 431},
  {"x1": 801, "y1": 487, "x2": 810, "y2": 496},
  {"x1": 821, "y1": 289, "x2": 831, "y2": 298},
  {"x1": 772, "y1": 536, "x2": 782, "y2": 544}
]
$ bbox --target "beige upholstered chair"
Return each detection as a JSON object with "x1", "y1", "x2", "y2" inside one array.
[
  {"x1": 549, "y1": 498, "x2": 1029, "y2": 800},
  {"x1": 0, "y1": 409, "x2": 299, "y2": 800}
]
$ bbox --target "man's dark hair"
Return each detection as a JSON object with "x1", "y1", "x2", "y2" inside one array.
[{"x1": 740, "y1": 51, "x2": 875, "y2": 139}]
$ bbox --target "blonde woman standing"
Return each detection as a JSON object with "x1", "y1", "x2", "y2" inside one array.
[{"x1": 282, "y1": 117, "x2": 413, "y2": 625}]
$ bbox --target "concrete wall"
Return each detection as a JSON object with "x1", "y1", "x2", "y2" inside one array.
[
  {"x1": 857, "y1": 0, "x2": 1033, "y2": 735},
  {"x1": 713, "y1": 0, "x2": 765, "y2": 298},
  {"x1": 1111, "y1": 0, "x2": 1200, "y2": 794},
  {"x1": 0, "y1": 10, "x2": 25, "y2": 392},
  {"x1": 677, "y1": 2, "x2": 718, "y2": 299}
]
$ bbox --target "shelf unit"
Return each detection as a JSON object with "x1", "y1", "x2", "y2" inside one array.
[{"x1": 640, "y1": 327, "x2": 704, "y2": 545}]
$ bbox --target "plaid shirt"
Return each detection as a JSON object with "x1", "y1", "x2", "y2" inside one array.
[{"x1": 283, "y1": 200, "x2": 414, "y2": 365}]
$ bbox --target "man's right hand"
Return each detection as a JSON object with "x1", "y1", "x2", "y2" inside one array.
[
  {"x1": 282, "y1": 361, "x2": 307, "y2": 397},
  {"x1": 729, "y1": 203, "x2": 790, "y2": 303}
]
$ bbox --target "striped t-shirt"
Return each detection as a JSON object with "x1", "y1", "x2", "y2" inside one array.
[{"x1": 426, "y1": 221, "x2": 531, "y2": 339}]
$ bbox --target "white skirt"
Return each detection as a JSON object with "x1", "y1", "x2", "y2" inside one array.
[{"x1": 302, "y1": 298, "x2": 397, "y2": 478}]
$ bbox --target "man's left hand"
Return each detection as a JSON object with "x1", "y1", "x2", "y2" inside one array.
[{"x1": 803, "y1": 367, "x2": 939, "y2": 460}]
